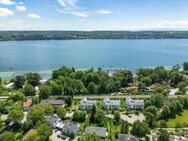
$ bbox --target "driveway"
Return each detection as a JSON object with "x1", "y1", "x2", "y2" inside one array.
[{"x1": 120, "y1": 113, "x2": 145, "y2": 124}]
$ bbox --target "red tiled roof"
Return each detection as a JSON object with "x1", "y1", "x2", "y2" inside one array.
[{"x1": 23, "y1": 101, "x2": 32, "y2": 107}]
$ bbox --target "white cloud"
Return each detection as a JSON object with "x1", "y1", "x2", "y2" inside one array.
[
  {"x1": 16, "y1": 5, "x2": 26, "y2": 12},
  {"x1": 57, "y1": 0, "x2": 77, "y2": 10},
  {"x1": 0, "y1": 0, "x2": 16, "y2": 5},
  {"x1": 28, "y1": 13, "x2": 41, "y2": 19},
  {"x1": 70, "y1": 11, "x2": 88, "y2": 17},
  {"x1": 19, "y1": 2, "x2": 23, "y2": 5},
  {"x1": 96, "y1": 10, "x2": 112, "y2": 15},
  {"x1": 0, "y1": 7, "x2": 13, "y2": 17}
]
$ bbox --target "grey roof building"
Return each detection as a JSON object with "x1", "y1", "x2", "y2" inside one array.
[
  {"x1": 45, "y1": 115, "x2": 61, "y2": 128},
  {"x1": 41, "y1": 99, "x2": 64, "y2": 106},
  {"x1": 118, "y1": 134, "x2": 128, "y2": 141},
  {"x1": 85, "y1": 127, "x2": 107, "y2": 139},
  {"x1": 80, "y1": 97, "x2": 97, "y2": 109},
  {"x1": 118, "y1": 134, "x2": 139, "y2": 141},
  {"x1": 62, "y1": 122, "x2": 80, "y2": 135},
  {"x1": 103, "y1": 97, "x2": 120, "y2": 109}
]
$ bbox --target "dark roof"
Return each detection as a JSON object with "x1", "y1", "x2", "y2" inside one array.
[
  {"x1": 85, "y1": 127, "x2": 107, "y2": 138},
  {"x1": 63, "y1": 122, "x2": 79, "y2": 132},
  {"x1": 118, "y1": 134, "x2": 128, "y2": 141},
  {"x1": 45, "y1": 115, "x2": 61, "y2": 126},
  {"x1": 41, "y1": 99, "x2": 64, "y2": 105},
  {"x1": 130, "y1": 137, "x2": 139, "y2": 141}
]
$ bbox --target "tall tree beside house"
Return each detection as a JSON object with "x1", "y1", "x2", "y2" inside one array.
[
  {"x1": 90, "y1": 104, "x2": 96, "y2": 122},
  {"x1": 8, "y1": 104, "x2": 24, "y2": 125},
  {"x1": 80, "y1": 132, "x2": 103, "y2": 141},
  {"x1": 131, "y1": 121, "x2": 150, "y2": 138},
  {"x1": 51, "y1": 83, "x2": 63, "y2": 95},
  {"x1": 157, "y1": 129, "x2": 170, "y2": 141},
  {"x1": 114, "y1": 111, "x2": 120, "y2": 124},
  {"x1": 72, "y1": 111, "x2": 86, "y2": 122},
  {"x1": 23, "y1": 84, "x2": 36, "y2": 96},
  {"x1": 121, "y1": 121, "x2": 129, "y2": 134},
  {"x1": 26, "y1": 73, "x2": 41, "y2": 87},
  {"x1": 37, "y1": 124, "x2": 53, "y2": 141},
  {"x1": 0, "y1": 131, "x2": 16, "y2": 141},
  {"x1": 56, "y1": 107, "x2": 66, "y2": 119},
  {"x1": 39, "y1": 85, "x2": 51, "y2": 99},
  {"x1": 14, "y1": 75, "x2": 26, "y2": 89}
]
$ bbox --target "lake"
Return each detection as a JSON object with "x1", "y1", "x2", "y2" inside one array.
[{"x1": 0, "y1": 39, "x2": 188, "y2": 78}]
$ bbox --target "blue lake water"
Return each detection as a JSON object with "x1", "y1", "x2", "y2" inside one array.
[{"x1": 0, "y1": 39, "x2": 188, "y2": 73}]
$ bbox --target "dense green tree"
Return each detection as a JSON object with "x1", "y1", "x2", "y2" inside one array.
[
  {"x1": 110, "y1": 120, "x2": 116, "y2": 141},
  {"x1": 27, "y1": 104, "x2": 54, "y2": 124},
  {"x1": 22, "y1": 119, "x2": 33, "y2": 133},
  {"x1": 87, "y1": 82, "x2": 97, "y2": 94},
  {"x1": 56, "y1": 107, "x2": 66, "y2": 119},
  {"x1": 131, "y1": 121, "x2": 150, "y2": 138},
  {"x1": 51, "y1": 83, "x2": 62, "y2": 95},
  {"x1": 94, "y1": 109, "x2": 108, "y2": 127},
  {"x1": 80, "y1": 132, "x2": 103, "y2": 141},
  {"x1": 0, "y1": 132, "x2": 16, "y2": 141},
  {"x1": 160, "y1": 105, "x2": 171, "y2": 119},
  {"x1": 14, "y1": 75, "x2": 25, "y2": 88},
  {"x1": 8, "y1": 104, "x2": 24, "y2": 124},
  {"x1": 150, "y1": 94, "x2": 165, "y2": 108},
  {"x1": 65, "y1": 96, "x2": 73, "y2": 107},
  {"x1": 32, "y1": 96, "x2": 39, "y2": 104},
  {"x1": 39, "y1": 85, "x2": 51, "y2": 99},
  {"x1": 145, "y1": 112, "x2": 156, "y2": 128},
  {"x1": 26, "y1": 73, "x2": 41, "y2": 86},
  {"x1": 37, "y1": 124, "x2": 53, "y2": 141},
  {"x1": 183, "y1": 62, "x2": 188, "y2": 71},
  {"x1": 114, "y1": 111, "x2": 120, "y2": 124},
  {"x1": 121, "y1": 120, "x2": 129, "y2": 134},
  {"x1": 159, "y1": 120, "x2": 167, "y2": 128},
  {"x1": 157, "y1": 129, "x2": 170, "y2": 141},
  {"x1": 145, "y1": 106, "x2": 158, "y2": 117},
  {"x1": 90, "y1": 104, "x2": 96, "y2": 122},
  {"x1": 140, "y1": 77, "x2": 152, "y2": 87},
  {"x1": 73, "y1": 111, "x2": 86, "y2": 122},
  {"x1": 177, "y1": 82, "x2": 187, "y2": 93},
  {"x1": 23, "y1": 84, "x2": 36, "y2": 96}
]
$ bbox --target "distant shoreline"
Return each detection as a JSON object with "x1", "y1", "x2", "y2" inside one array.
[{"x1": 1, "y1": 31, "x2": 188, "y2": 41}]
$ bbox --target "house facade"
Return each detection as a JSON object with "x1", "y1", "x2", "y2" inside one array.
[
  {"x1": 126, "y1": 97, "x2": 144, "y2": 109},
  {"x1": 103, "y1": 97, "x2": 120, "y2": 109},
  {"x1": 80, "y1": 97, "x2": 97, "y2": 109}
]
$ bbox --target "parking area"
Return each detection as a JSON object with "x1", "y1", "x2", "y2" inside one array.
[
  {"x1": 120, "y1": 113, "x2": 145, "y2": 124},
  {"x1": 50, "y1": 130, "x2": 69, "y2": 141}
]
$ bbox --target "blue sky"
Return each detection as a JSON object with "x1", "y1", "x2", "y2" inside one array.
[{"x1": 0, "y1": 0, "x2": 188, "y2": 30}]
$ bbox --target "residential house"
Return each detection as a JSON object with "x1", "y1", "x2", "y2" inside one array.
[
  {"x1": 118, "y1": 134, "x2": 139, "y2": 141},
  {"x1": 41, "y1": 99, "x2": 64, "y2": 106},
  {"x1": 103, "y1": 97, "x2": 120, "y2": 109},
  {"x1": 85, "y1": 127, "x2": 107, "y2": 139},
  {"x1": 126, "y1": 97, "x2": 144, "y2": 109},
  {"x1": 23, "y1": 101, "x2": 32, "y2": 111},
  {"x1": 45, "y1": 114, "x2": 62, "y2": 128},
  {"x1": 80, "y1": 97, "x2": 97, "y2": 109},
  {"x1": 62, "y1": 122, "x2": 80, "y2": 136},
  {"x1": 4, "y1": 82, "x2": 14, "y2": 89}
]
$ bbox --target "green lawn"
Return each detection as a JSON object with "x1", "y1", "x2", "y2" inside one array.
[{"x1": 167, "y1": 110, "x2": 188, "y2": 128}]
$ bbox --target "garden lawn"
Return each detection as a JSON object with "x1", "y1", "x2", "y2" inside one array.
[{"x1": 167, "y1": 110, "x2": 188, "y2": 128}]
